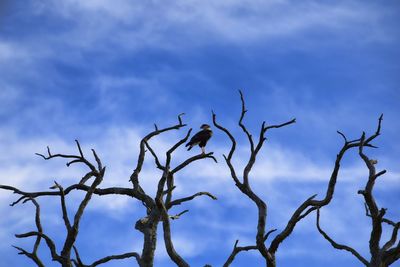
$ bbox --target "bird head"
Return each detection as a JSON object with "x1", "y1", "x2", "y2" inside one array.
[{"x1": 200, "y1": 124, "x2": 210, "y2": 129}]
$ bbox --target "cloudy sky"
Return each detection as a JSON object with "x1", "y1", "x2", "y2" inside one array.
[{"x1": 0, "y1": 1, "x2": 399, "y2": 266}]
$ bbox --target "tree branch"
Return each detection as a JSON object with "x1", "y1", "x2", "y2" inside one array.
[
  {"x1": 170, "y1": 210, "x2": 189, "y2": 220},
  {"x1": 171, "y1": 152, "x2": 217, "y2": 174},
  {"x1": 223, "y1": 240, "x2": 258, "y2": 267},
  {"x1": 16, "y1": 231, "x2": 62, "y2": 263},
  {"x1": 167, "y1": 192, "x2": 217, "y2": 209},
  {"x1": 90, "y1": 252, "x2": 142, "y2": 267},
  {"x1": 50, "y1": 181, "x2": 71, "y2": 231},
  {"x1": 213, "y1": 91, "x2": 295, "y2": 266},
  {"x1": 316, "y1": 209, "x2": 369, "y2": 266},
  {"x1": 12, "y1": 198, "x2": 45, "y2": 267}
]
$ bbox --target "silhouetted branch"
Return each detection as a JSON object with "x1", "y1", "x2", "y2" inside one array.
[
  {"x1": 264, "y1": 229, "x2": 278, "y2": 242},
  {"x1": 2, "y1": 141, "x2": 142, "y2": 266},
  {"x1": 382, "y1": 223, "x2": 400, "y2": 251},
  {"x1": 144, "y1": 140, "x2": 165, "y2": 171},
  {"x1": 170, "y1": 210, "x2": 189, "y2": 220},
  {"x1": 35, "y1": 140, "x2": 97, "y2": 173},
  {"x1": 318, "y1": 116, "x2": 399, "y2": 266},
  {"x1": 72, "y1": 246, "x2": 85, "y2": 266},
  {"x1": 90, "y1": 252, "x2": 142, "y2": 266},
  {"x1": 223, "y1": 240, "x2": 258, "y2": 267},
  {"x1": 171, "y1": 152, "x2": 217, "y2": 174},
  {"x1": 129, "y1": 113, "x2": 187, "y2": 208},
  {"x1": 16, "y1": 231, "x2": 62, "y2": 263},
  {"x1": 212, "y1": 111, "x2": 239, "y2": 186},
  {"x1": 213, "y1": 91, "x2": 295, "y2": 266},
  {"x1": 270, "y1": 115, "x2": 385, "y2": 255},
  {"x1": 364, "y1": 202, "x2": 398, "y2": 227},
  {"x1": 156, "y1": 190, "x2": 190, "y2": 267},
  {"x1": 131, "y1": 113, "x2": 217, "y2": 266},
  {"x1": 12, "y1": 198, "x2": 45, "y2": 267},
  {"x1": 50, "y1": 181, "x2": 71, "y2": 230},
  {"x1": 1, "y1": 183, "x2": 139, "y2": 202},
  {"x1": 238, "y1": 90, "x2": 255, "y2": 154},
  {"x1": 316, "y1": 209, "x2": 368, "y2": 265},
  {"x1": 167, "y1": 192, "x2": 217, "y2": 209}
]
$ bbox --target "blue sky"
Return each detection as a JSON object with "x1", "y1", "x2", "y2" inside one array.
[{"x1": 0, "y1": 1, "x2": 399, "y2": 266}]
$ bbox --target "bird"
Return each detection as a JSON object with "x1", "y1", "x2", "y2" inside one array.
[{"x1": 185, "y1": 124, "x2": 213, "y2": 154}]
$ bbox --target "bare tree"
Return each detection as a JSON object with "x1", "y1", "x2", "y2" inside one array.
[
  {"x1": 0, "y1": 114, "x2": 217, "y2": 267},
  {"x1": 1, "y1": 94, "x2": 398, "y2": 267},
  {"x1": 317, "y1": 117, "x2": 400, "y2": 267},
  {"x1": 212, "y1": 91, "x2": 385, "y2": 267}
]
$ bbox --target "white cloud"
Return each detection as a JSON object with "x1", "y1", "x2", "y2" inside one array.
[
  {"x1": 16, "y1": 0, "x2": 392, "y2": 57},
  {"x1": 0, "y1": 42, "x2": 24, "y2": 61}
]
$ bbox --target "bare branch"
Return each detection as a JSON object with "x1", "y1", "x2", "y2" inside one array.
[
  {"x1": 166, "y1": 129, "x2": 193, "y2": 168},
  {"x1": 11, "y1": 198, "x2": 45, "y2": 267},
  {"x1": 167, "y1": 192, "x2": 217, "y2": 209},
  {"x1": 170, "y1": 210, "x2": 189, "y2": 220},
  {"x1": 91, "y1": 149, "x2": 102, "y2": 171},
  {"x1": 156, "y1": 195, "x2": 190, "y2": 267},
  {"x1": 51, "y1": 181, "x2": 71, "y2": 230},
  {"x1": 364, "y1": 202, "x2": 398, "y2": 227},
  {"x1": 89, "y1": 252, "x2": 142, "y2": 267},
  {"x1": 358, "y1": 132, "x2": 383, "y2": 260},
  {"x1": 144, "y1": 140, "x2": 165, "y2": 171},
  {"x1": 75, "y1": 139, "x2": 84, "y2": 158},
  {"x1": 61, "y1": 167, "x2": 106, "y2": 260},
  {"x1": 0, "y1": 184, "x2": 137, "y2": 205},
  {"x1": 16, "y1": 231, "x2": 61, "y2": 262},
  {"x1": 35, "y1": 142, "x2": 97, "y2": 173},
  {"x1": 238, "y1": 90, "x2": 255, "y2": 154},
  {"x1": 171, "y1": 152, "x2": 217, "y2": 174},
  {"x1": 316, "y1": 209, "x2": 368, "y2": 266},
  {"x1": 214, "y1": 92, "x2": 295, "y2": 266},
  {"x1": 177, "y1": 113, "x2": 185, "y2": 126},
  {"x1": 269, "y1": 194, "x2": 318, "y2": 253},
  {"x1": 382, "y1": 223, "x2": 400, "y2": 251},
  {"x1": 12, "y1": 245, "x2": 45, "y2": 267},
  {"x1": 129, "y1": 114, "x2": 187, "y2": 207},
  {"x1": 383, "y1": 242, "x2": 400, "y2": 266},
  {"x1": 223, "y1": 240, "x2": 258, "y2": 267},
  {"x1": 263, "y1": 118, "x2": 296, "y2": 131},
  {"x1": 163, "y1": 185, "x2": 176, "y2": 196},
  {"x1": 271, "y1": 115, "x2": 384, "y2": 256},
  {"x1": 337, "y1": 130, "x2": 348, "y2": 144},
  {"x1": 78, "y1": 171, "x2": 95, "y2": 185},
  {"x1": 212, "y1": 111, "x2": 240, "y2": 186},
  {"x1": 72, "y1": 245, "x2": 85, "y2": 267},
  {"x1": 264, "y1": 229, "x2": 277, "y2": 242}
]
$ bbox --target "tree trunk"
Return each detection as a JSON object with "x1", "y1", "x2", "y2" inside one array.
[
  {"x1": 135, "y1": 215, "x2": 159, "y2": 267},
  {"x1": 60, "y1": 258, "x2": 73, "y2": 267},
  {"x1": 266, "y1": 253, "x2": 276, "y2": 267}
]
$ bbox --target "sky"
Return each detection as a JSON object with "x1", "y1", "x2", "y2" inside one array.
[{"x1": 0, "y1": 0, "x2": 399, "y2": 266}]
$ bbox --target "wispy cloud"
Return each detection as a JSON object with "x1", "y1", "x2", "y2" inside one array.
[
  {"x1": 35, "y1": 0, "x2": 393, "y2": 50},
  {"x1": 1, "y1": 1, "x2": 399, "y2": 266},
  {"x1": 3, "y1": 0, "x2": 393, "y2": 66}
]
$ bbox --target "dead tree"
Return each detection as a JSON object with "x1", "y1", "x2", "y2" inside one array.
[
  {"x1": 0, "y1": 114, "x2": 217, "y2": 267},
  {"x1": 317, "y1": 117, "x2": 400, "y2": 267},
  {"x1": 212, "y1": 91, "x2": 383, "y2": 267}
]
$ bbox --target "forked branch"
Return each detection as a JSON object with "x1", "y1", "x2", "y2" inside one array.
[{"x1": 318, "y1": 116, "x2": 400, "y2": 266}]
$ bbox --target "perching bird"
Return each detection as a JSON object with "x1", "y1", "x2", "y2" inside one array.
[{"x1": 186, "y1": 124, "x2": 212, "y2": 154}]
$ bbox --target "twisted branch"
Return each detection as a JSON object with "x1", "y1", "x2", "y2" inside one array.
[{"x1": 316, "y1": 209, "x2": 368, "y2": 265}]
